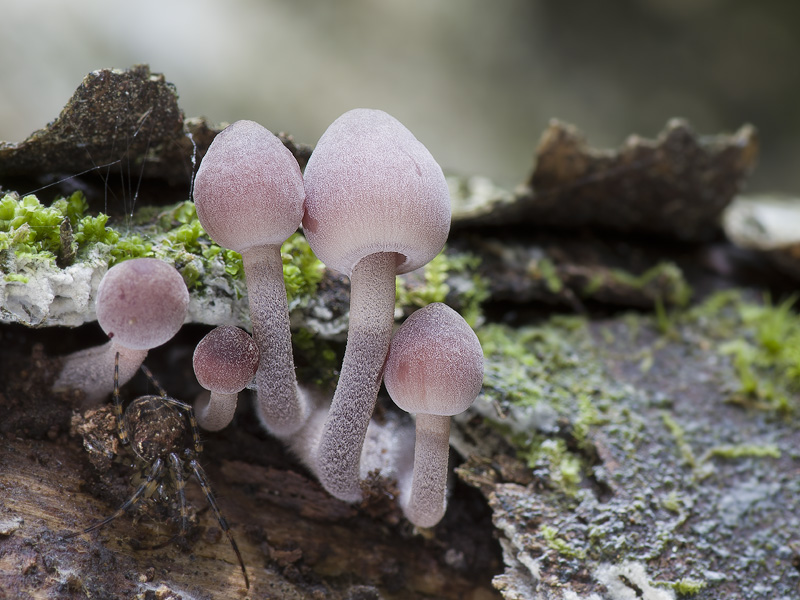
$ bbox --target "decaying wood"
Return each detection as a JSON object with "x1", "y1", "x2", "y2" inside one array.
[{"x1": 0, "y1": 341, "x2": 501, "y2": 599}]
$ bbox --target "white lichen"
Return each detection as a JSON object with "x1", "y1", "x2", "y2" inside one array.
[
  {"x1": 594, "y1": 562, "x2": 675, "y2": 600},
  {"x1": 1, "y1": 254, "x2": 105, "y2": 327}
]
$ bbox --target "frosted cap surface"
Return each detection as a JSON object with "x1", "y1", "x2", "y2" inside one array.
[
  {"x1": 193, "y1": 325, "x2": 259, "y2": 393},
  {"x1": 384, "y1": 303, "x2": 483, "y2": 416},
  {"x1": 193, "y1": 120, "x2": 305, "y2": 252},
  {"x1": 96, "y1": 258, "x2": 189, "y2": 350},
  {"x1": 303, "y1": 109, "x2": 451, "y2": 277}
]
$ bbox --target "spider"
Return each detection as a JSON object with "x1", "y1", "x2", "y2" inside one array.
[{"x1": 66, "y1": 352, "x2": 250, "y2": 589}]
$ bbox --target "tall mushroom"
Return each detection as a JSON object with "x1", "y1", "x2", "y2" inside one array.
[
  {"x1": 383, "y1": 302, "x2": 484, "y2": 528},
  {"x1": 303, "y1": 109, "x2": 451, "y2": 501},
  {"x1": 192, "y1": 326, "x2": 260, "y2": 431},
  {"x1": 53, "y1": 258, "x2": 190, "y2": 406},
  {"x1": 193, "y1": 120, "x2": 308, "y2": 436}
]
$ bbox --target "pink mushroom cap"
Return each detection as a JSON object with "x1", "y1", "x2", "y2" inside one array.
[
  {"x1": 96, "y1": 258, "x2": 189, "y2": 351},
  {"x1": 193, "y1": 326, "x2": 260, "y2": 394},
  {"x1": 302, "y1": 108, "x2": 451, "y2": 277},
  {"x1": 193, "y1": 120, "x2": 305, "y2": 253},
  {"x1": 384, "y1": 303, "x2": 484, "y2": 417}
]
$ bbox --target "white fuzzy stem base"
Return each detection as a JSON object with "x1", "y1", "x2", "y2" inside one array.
[
  {"x1": 315, "y1": 252, "x2": 397, "y2": 502},
  {"x1": 194, "y1": 390, "x2": 238, "y2": 431},
  {"x1": 402, "y1": 413, "x2": 450, "y2": 528},
  {"x1": 53, "y1": 340, "x2": 147, "y2": 407},
  {"x1": 242, "y1": 245, "x2": 308, "y2": 436}
]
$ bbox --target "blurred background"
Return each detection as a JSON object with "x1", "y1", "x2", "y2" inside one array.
[{"x1": 1, "y1": 0, "x2": 798, "y2": 193}]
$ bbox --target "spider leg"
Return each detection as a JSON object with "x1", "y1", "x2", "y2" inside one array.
[
  {"x1": 168, "y1": 452, "x2": 190, "y2": 537},
  {"x1": 139, "y1": 364, "x2": 170, "y2": 398},
  {"x1": 190, "y1": 458, "x2": 250, "y2": 590},
  {"x1": 64, "y1": 457, "x2": 164, "y2": 539},
  {"x1": 139, "y1": 364, "x2": 203, "y2": 455},
  {"x1": 112, "y1": 352, "x2": 130, "y2": 446}
]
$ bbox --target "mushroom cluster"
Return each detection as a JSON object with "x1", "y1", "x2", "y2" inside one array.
[
  {"x1": 189, "y1": 110, "x2": 479, "y2": 519},
  {"x1": 303, "y1": 108, "x2": 452, "y2": 501},
  {"x1": 193, "y1": 119, "x2": 309, "y2": 437},
  {"x1": 57, "y1": 109, "x2": 483, "y2": 532}
]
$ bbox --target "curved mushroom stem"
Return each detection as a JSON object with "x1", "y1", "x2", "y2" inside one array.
[
  {"x1": 54, "y1": 340, "x2": 147, "y2": 407},
  {"x1": 402, "y1": 413, "x2": 451, "y2": 528},
  {"x1": 241, "y1": 244, "x2": 308, "y2": 436},
  {"x1": 194, "y1": 390, "x2": 238, "y2": 432},
  {"x1": 315, "y1": 251, "x2": 398, "y2": 502}
]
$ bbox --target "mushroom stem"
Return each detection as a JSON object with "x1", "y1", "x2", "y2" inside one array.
[
  {"x1": 55, "y1": 340, "x2": 147, "y2": 407},
  {"x1": 315, "y1": 251, "x2": 398, "y2": 502},
  {"x1": 241, "y1": 244, "x2": 307, "y2": 436},
  {"x1": 403, "y1": 413, "x2": 451, "y2": 528},
  {"x1": 194, "y1": 390, "x2": 238, "y2": 432}
]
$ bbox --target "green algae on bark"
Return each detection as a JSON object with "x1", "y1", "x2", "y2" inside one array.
[
  {"x1": 455, "y1": 233, "x2": 694, "y2": 312},
  {"x1": 458, "y1": 291, "x2": 800, "y2": 599},
  {"x1": 0, "y1": 192, "x2": 117, "y2": 265},
  {"x1": 0, "y1": 193, "x2": 324, "y2": 327},
  {"x1": 396, "y1": 248, "x2": 490, "y2": 327},
  {"x1": 0, "y1": 191, "x2": 491, "y2": 336}
]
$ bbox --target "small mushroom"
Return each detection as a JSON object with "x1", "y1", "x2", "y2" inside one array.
[
  {"x1": 383, "y1": 303, "x2": 483, "y2": 528},
  {"x1": 54, "y1": 258, "x2": 189, "y2": 406},
  {"x1": 193, "y1": 120, "x2": 308, "y2": 436},
  {"x1": 303, "y1": 108, "x2": 451, "y2": 501},
  {"x1": 192, "y1": 326, "x2": 260, "y2": 431}
]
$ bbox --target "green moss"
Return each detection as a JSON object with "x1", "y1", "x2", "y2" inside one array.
[
  {"x1": 281, "y1": 233, "x2": 325, "y2": 308},
  {"x1": 124, "y1": 200, "x2": 325, "y2": 301},
  {"x1": 1, "y1": 194, "x2": 326, "y2": 310},
  {"x1": 654, "y1": 296, "x2": 673, "y2": 335},
  {"x1": 463, "y1": 289, "x2": 799, "y2": 595},
  {"x1": 4, "y1": 274, "x2": 29, "y2": 283},
  {"x1": 540, "y1": 524, "x2": 586, "y2": 559},
  {"x1": 607, "y1": 262, "x2": 692, "y2": 307},
  {"x1": 0, "y1": 194, "x2": 63, "y2": 259},
  {"x1": 660, "y1": 490, "x2": 683, "y2": 514},
  {"x1": 109, "y1": 234, "x2": 153, "y2": 262},
  {"x1": 0, "y1": 191, "x2": 123, "y2": 264},
  {"x1": 157, "y1": 199, "x2": 197, "y2": 229},
  {"x1": 73, "y1": 213, "x2": 120, "y2": 247},
  {"x1": 0, "y1": 191, "x2": 127, "y2": 264},
  {"x1": 52, "y1": 190, "x2": 90, "y2": 223},
  {"x1": 396, "y1": 249, "x2": 489, "y2": 327},
  {"x1": 573, "y1": 391, "x2": 602, "y2": 447},
  {"x1": 536, "y1": 439, "x2": 584, "y2": 494},
  {"x1": 534, "y1": 257, "x2": 563, "y2": 294},
  {"x1": 701, "y1": 293, "x2": 800, "y2": 414},
  {"x1": 582, "y1": 273, "x2": 605, "y2": 297},
  {"x1": 578, "y1": 261, "x2": 692, "y2": 308},
  {"x1": 661, "y1": 411, "x2": 697, "y2": 469},
  {"x1": 396, "y1": 250, "x2": 450, "y2": 307},
  {"x1": 292, "y1": 327, "x2": 341, "y2": 387},
  {"x1": 478, "y1": 318, "x2": 612, "y2": 497},
  {"x1": 670, "y1": 578, "x2": 707, "y2": 595},
  {"x1": 701, "y1": 444, "x2": 780, "y2": 461}
]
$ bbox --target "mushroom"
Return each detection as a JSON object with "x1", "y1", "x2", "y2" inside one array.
[
  {"x1": 303, "y1": 108, "x2": 451, "y2": 501},
  {"x1": 53, "y1": 258, "x2": 190, "y2": 406},
  {"x1": 193, "y1": 120, "x2": 308, "y2": 436},
  {"x1": 192, "y1": 325, "x2": 260, "y2": 431},
  {"x1": 383, "y1": 302, "x2": 483, "y2": 528}
]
